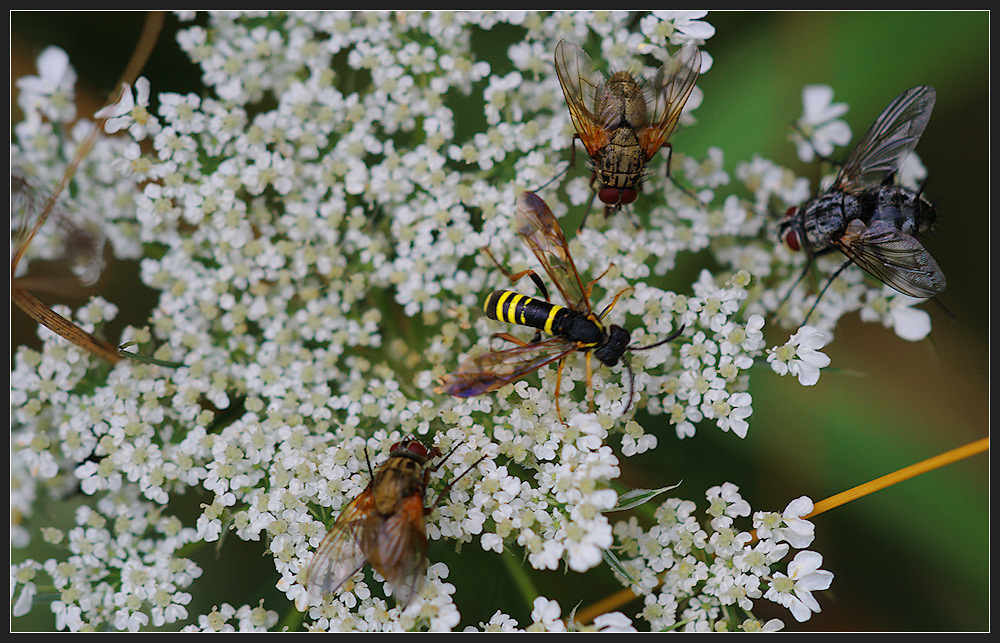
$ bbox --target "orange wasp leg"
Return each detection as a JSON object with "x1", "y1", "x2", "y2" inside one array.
[
  {"x1": 597, "y1": 286, "x2": 634, "y2": 320},
  {"x1": 554, "y1": 356, "x2": 568, "y2": 424},
  {"x1": 482, "y1": 248, "x2": 552, "y2": 303},
  {"x1": 489, "y1": 332, "x2": 533, "y2": 349}
]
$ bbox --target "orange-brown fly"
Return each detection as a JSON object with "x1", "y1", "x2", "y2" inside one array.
[
  {"x1": 304, "y1": 438, "x2": 484, "y2": 608},
  {"x1": 436, "y1": 191, "x2": 683, "y2": 422},
  {"x1": 554, "y1": 39, "x2": 702, "y2": 225}
]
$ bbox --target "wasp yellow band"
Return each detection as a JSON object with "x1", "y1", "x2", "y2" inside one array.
[
  {"x1": 541, "y1": 302, "x2": 561, "y2": 335},
  {"x1": 485, "y1": 291, "x2": 518, "y2": 324},
  {"x1": 485, "y1": 290, "x2": 562, "y2": 336}
]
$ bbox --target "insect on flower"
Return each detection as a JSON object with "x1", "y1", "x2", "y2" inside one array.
[
  {"x1": 780, "y1": 85, "x2": 946, "y2": 323},
  {"x1": 304, "y1": 438, "x2": 485, "y2": 609},
  {"x1": 436, "y1": 191, "x2": 683, "y2": 422},
  {"x1": 554, "y1": 39, "x2": 702, "y2": 225}
]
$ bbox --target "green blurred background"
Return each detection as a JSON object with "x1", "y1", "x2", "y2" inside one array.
[{"x1": 11, "y1": 11, "x2": 988, "y2": 632}]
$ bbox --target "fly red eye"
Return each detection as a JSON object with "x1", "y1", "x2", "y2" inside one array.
[
  {"x1": 389, "y1": 439, "x2": 436, "y2": 459},
  {"x1": 619, "y1": 188, "x2": 638, "y2": 205},
  {"x1": 598, "y1": 187, "x2": 621, "y2": 205},
  {"x1": 407, "y1": 441, "x2": 429, "y2": 457},
  {"x1": 784, "y1": 228, "x2": 801, "y2": 252}
]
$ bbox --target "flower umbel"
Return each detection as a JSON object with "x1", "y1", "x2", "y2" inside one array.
[{"x1": 19, "y1": 10, "x2": 966, "y2": 633}]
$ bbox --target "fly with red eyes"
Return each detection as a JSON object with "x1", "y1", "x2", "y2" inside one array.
[
  {"x1": 779, "y1": 85, "x2": 946, "y2": 323},
  {"x1": 304, "y1": 438, "x2": 484, "y2": 609},
  {"x1": 554, "y1": 39, "x2": 702, "y2": 226}
]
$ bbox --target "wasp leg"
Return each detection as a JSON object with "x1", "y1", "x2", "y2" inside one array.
[
  {"x1": 489, "y1": 331, "x2": 542, "y2": 348},
  {"x1": 596, "y1": 285, "x2": 634, "y2": 320},
  {"x1": 482, "y1": 248, "x2": 552, "y2": 302},
  {"x1": 554, "y1": 357, "x2": 568, "y2": 425}
]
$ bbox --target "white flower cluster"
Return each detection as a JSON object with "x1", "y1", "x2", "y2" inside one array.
[
  {"x1": 613, "y1": 487, "x2": 832, "y2": 631},
  {"x1": 15, "y1": 9, "x2": 951, "y2": 632}
]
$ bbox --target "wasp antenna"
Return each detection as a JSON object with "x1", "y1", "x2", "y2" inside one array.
[
  {"x1": 662, "y1": 144, "x2": 705, "y2": 206},
  {"x1": 915, "y1": 176, "x2": 931, "y2": 198},
  {"x1": 628, "y1": 324, "x2": 685, "y2": 351},
  {"x1": 929, "y1": 296, "x2": 955, "y2": 322},
  {"x1": 434, "y1": 440, "x2": 463, "y2": 469}
]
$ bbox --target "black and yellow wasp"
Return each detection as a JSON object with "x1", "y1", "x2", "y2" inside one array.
[{"x1": 436, "y1": 191, "x2": 682, "y2": 421}]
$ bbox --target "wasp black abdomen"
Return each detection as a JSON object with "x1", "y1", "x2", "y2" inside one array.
[
  {"x1": 484, "y1": 290, "x2": 604, "y2": 346},
  {"x1": 484, "y1": 290, "x2": 564, "y2": 332}
]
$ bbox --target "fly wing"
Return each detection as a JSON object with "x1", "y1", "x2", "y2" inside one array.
[
  {"x1": 362, "y1": 493, "x2": 429, "y2": 608},
  {"x1": 437, "y1": 336, "x2": 577, "y2": 398},
  {"x1": 554, "y1": 39, "x2": 612, "y2": 156},
  {"x1": 835, "y1": 219, "x2": 946, "y2": 298},
  {"x1": 514, "y1": 191, "x2": 592, "y2": 313},
  {"x1": 639, "y1": 43, "x2": 702, "y2": 159},
  {"x1": 834, "y1": 86, "x2": 936, "y2": 193},
  {"x1": 304, "y1": 490, "x2": 375, "y2": 601}
]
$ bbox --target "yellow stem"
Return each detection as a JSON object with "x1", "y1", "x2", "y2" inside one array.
[
  {"x1": 804, "y1": 436, "x2": 989, "y2": 520},
  {"x1": 573, "y1": 437, "x2": 988, "y2": 626}
]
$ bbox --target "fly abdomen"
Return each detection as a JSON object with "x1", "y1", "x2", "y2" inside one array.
[{"x1": 865, "y1": 185, "x2": 937, "y2": 235}]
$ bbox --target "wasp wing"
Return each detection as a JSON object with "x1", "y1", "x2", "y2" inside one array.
[
  {"x1": 361, "y1": 493, "x2": 429, "y2": 608},
  {"x1": 305, "y1": 490, "x2": 375, "y2": 601},
  {"x1": 834, "y1": 85, "x2": 936, "y2": 193},
  {"x1": 514, "y1": 191, "x2": 592, "y2": 313},
  {"x1": 554, "y1": 39, "x2": 612, "y2": 156},
  {"x1": 437, "y1": 336, "x2": 578, "y2": 398},
  {"x1": 639, "y1": 43, "x2": 702, "y2": 159},
  {"x1": 835, "y1": 219, "x2": 946, "y2": 298}
]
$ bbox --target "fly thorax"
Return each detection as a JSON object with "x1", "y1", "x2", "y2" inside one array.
[
  {"x1": 600, "y1": 72, "x2": 648, "y2": 129},
  {"x1": 594, "y1": 325, "x2": 631, "y2": 367},
  {"x1": 373, "y1": 457, "x2": 425, "y2": 515},
  {"x1": 804, "y1": 192, "x2": 858, "y2": 248},
  {"x1": 606, "y1": 126, "x2": 641, "y2": 150}
]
